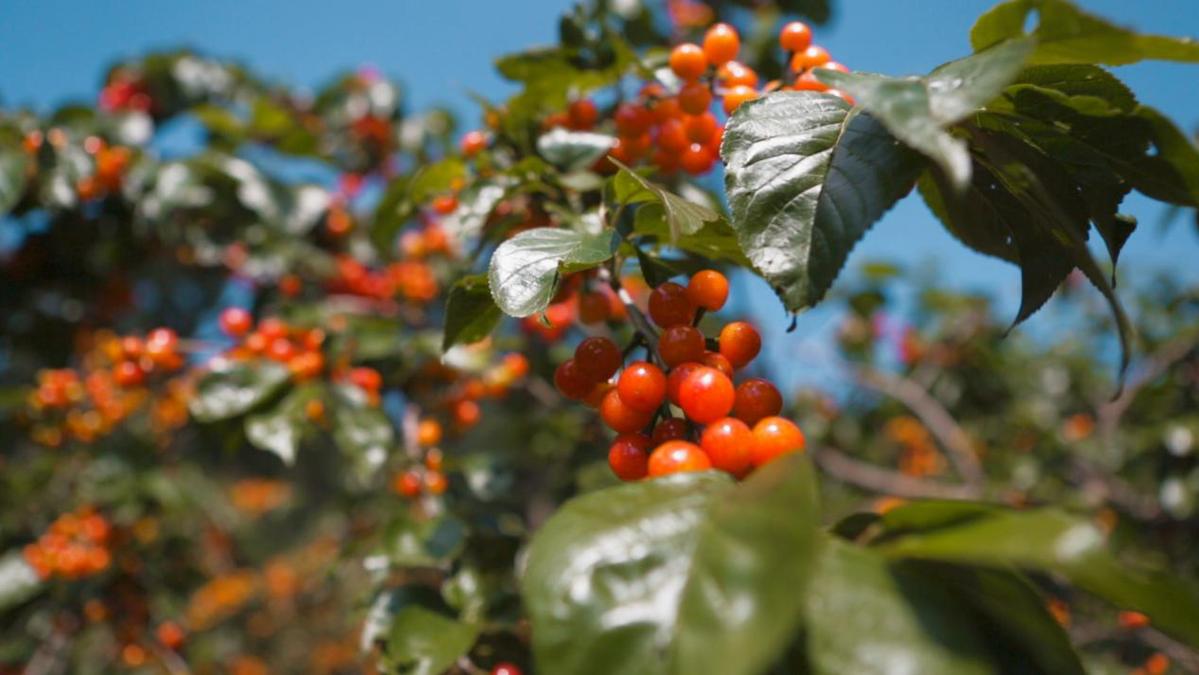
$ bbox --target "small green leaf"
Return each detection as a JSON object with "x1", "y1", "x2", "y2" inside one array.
[
  {"x1": 0, "y1": 147, "x2": 29, "y2": 217},
  {"x1": 385, "y1": 606, "x2": 479, "y2": 675},
  {"x1": 443, "y1": 274, "x2": 502, "y2": 350},
  {"x1": 721, "y1": 92, "x2": 925, "y2": 311},
  {"x1": 612, "y1": 161, "x2": 721, "y2": 241},
  {"x1": 876, "y1": 507, "x2": 1199, "y2": 648},
  {"x1": 537, "y1": 128, "x2": 616, "y2": 171},
  {"x1": 488, "y1": 226, "x2": 618, "y2": 317},
  {"x1": 632, "y1": 202, "x2": 751, "y2": 267},
  {"x1": 386, "y1": 514, "x2": 468, "y2": 568},
  {"x1": 972, "y1": 0, "x2": 1199, "y2": 66},
  {"x1": 189, "y1": 361, "x2": 290, "y2": 423},
  {"x1": 815, "y1": 38, "x2": 1033, "y2": 188},
  {"x1": 523, "y1": 455, "x2": 821, "y2": 675},
  {"x1": 332, "y1": 400, "x2": 395, "y2": 458},
  {"x1": 244, "y1": 385, "x2": 321, "y2": 465}
]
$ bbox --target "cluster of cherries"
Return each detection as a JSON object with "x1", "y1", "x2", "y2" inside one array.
[
  {"x1": 23, "y1": 506, "x2": 113, "y2": 580},
  {"x1": 553, "y1": 270, "x2": 805, "y2": 480},
  {"x1": 391, "y1": 420, "x2": 449, "y2": 498}
]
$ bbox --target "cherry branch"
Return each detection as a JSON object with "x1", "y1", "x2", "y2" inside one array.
[{"x1": 811, "y1": 445, "x2": 982, "y2": 500}]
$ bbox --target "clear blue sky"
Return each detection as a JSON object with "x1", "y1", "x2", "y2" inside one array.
[{"x1": 2, "y1": 0, "x2": 1197, "y2": 389}]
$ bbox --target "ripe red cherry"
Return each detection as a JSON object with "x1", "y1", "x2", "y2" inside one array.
[
  {"x1": 554, "y1": 359, "x2": 594, "y2": 400},
  {"x1": 700, "y1": 351, "x2": 734, "y2": 378},
  {"x1": 657, "y1": 119, "x2": 689, "y2": 154},
  {"x1": 679, "y1": 366, "x2": 735, "y2": 424},
  {"x1": 669, "y1": 43, "x2": 708, "y2": 81},
  {"x1": 686, "y1": 270, "x2": 728, "y2": 311},
  {"x1": 680, "y1": 143, "x2": 715, "y2": 175},
  {"x1": 608, "y1": 434, "x2": 651, "y2": 481},
  {"x1": 779, "y1": 21, "x2": 813, "y2": 53},
  {"x1": 648, "y1": 282, "x2": 695, "y2": 328},
  {"x1": 678, "y1": 82, "x2": 712, "y2": 116},
  {"x1": 751, "y1": 416, "x2": 805, "y2": 467},
  {"x1": 491, "y1": 663, "x2": 523, "y2": 675},
  {"x1": 600, "y1": 389, "x2": 654, "y2": 433},
  {"x1": 616, "y1": 361, "x2": 667, "y2": 413},
  {"x1": 684, "y1": 112, "x2": 718, "y2": 144},
  {"x1": 652, "y1": 418, "x2": 691, "y2": 445},
  {"x1": 702, "y1": 23, "x2": 741, "y2": 66},
  {"x1": 614, "y1": 102, "x2": 653, "y2": 136},
  {"x1": 575, "y1": 336, "x2": 622, "y2": 382},
  {"x1": 349, "y1": 367, "x2": 382, "y2": 392},
  {"x1": 219, "y1": 307, "x2": 253, "y2": 337},
  {"x1": 460, "y1": 130, "x2": 489, "y2": 156},
  {"x1": 648, "y1": 441, "x2": 712, "y2": 477},
  {"x1": 659, "y1": 325, "x2": 705, "y2": 367},
  {"x1": 568, "y1": 98, "x2": 599, "y2": 130},
  {"x1": 718, "y1": 61, "x2": 759, "y2": 88},
  {"x1": 791, "y1": 45, "x2": 831, "y2": 71},
  {"x1": 667, "y1": 362, "x2": 703, "y2": 405},
  {"x1": 258, "y1": 318, "x2": 287, "y2": 340},
  {"x1": 718, "y1": 321, "x2": 761, "y2": 368},
  {"x1": 578, "y1": 292, "x2": 610, "y2": 324},
  {"x1": 701, "y1": 417, "x2": 754, "y2": 475},
  {"x1": 431, "y1": 194, "x2": 458, "y2": 215},
  {"x1": 733, "y1": 378, "x2": 783, "y2": 425},
  {"x1": 114, "y1": 361, "x2": 145, "y2": 388}
]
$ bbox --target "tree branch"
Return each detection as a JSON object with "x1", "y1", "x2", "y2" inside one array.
[{"x1": 812, "y1": 446, "x2": 982, "y2": 500}]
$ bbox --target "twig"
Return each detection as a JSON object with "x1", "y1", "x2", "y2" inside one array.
[
  {"x1": 1098, "y1": 327, "x2": 1199, "y2": 432},
  {"x1": 850, "y1": 363, "x2": 986, "y2": 487},
  {"x1": 812, "y1": 446, "x2": 982, "y2": 500},
  {"x1": 599, "y1": 266, "x2": 663, "y2": 367},
  {"x1": 1143, "y1": 627, "x2": 1199, "y2": 673}
]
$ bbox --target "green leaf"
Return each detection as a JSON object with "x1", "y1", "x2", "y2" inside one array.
[
  {"x1": 443, "y1": 274, "x2": 502, "y2": 350},
  {"x1": 332, "y1": 400, "x2": 395, "y2": 458},
  {"x1": 721, "y1": 92, "x2": 925, "y2": 311},
  {"x1": 189, "y1": 361, "x2": 290, "y2": 423},
  {"x1": 876, "y1": 507, "x2": 1199, "y2": 647},
  {"x1": 386, "y1": 513, "x2": 468, "y2": 568},
  {"x1": 244, "y1": 385, "x2": 321, "y2": 465},
  {"x1": 612, "y1": 162, "x2": 721, "y2": 241},
  {"x1": 537, "y1": 128, "x2": 616, "y2": 171},
  {"x1": 632, "y1": 203, "x2": 751, "y2": 267},
  {"x1": 440, "y1": 179, "x2": 512, "y2": 248},
  {"x1": 384, "y1": 606, "x2": 479, "y2": 675},
  {"x1": 372, "y1": 159, "x2": 467, "y2": 254},
  {"x1": 523, "y1": 454, "x2": 821, "y2": 675},
  {"x1": 0, "y1": 147, "x2": 28, "y2": 217},
  {"x1": 805, "y1": 539, "x2": 996, "y2": 675},
  {"x1": 815, "y1": 38, "x2": 1033, "y2": 188},
  {"x1": 0, "y1": 552, "x2": 42, "y2": 612},
  {"x1": 972, "y1": 0, "x2": 1199, "y2": 66},
  {"x1": 488, "y1": 226, "x2": 618, "y2": 317}
]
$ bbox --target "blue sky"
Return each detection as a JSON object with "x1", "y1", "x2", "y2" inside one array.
[{"x1": 2, "y1": 0, "x2": 1197, "y2": 389}]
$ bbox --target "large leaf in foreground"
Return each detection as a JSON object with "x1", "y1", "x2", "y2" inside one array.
[
  {"x1": 721, "y1": 92, "x2": 924, "y2": 311},
  {"x1": 523, "y1": 454, "x2": 820, "y2": 675},
  {"x1": 442, "y1": 274, "x2": 502, "y2": 350},
  {"x1": 971, "y1": 0, "x2": 1199, "y2": 66},
  {"x1": 876, "y1": 506, "x2": 1199, "y2": 647},
  {"x1": 488, "y1": 226, "x2": 618, "y2": 317}
]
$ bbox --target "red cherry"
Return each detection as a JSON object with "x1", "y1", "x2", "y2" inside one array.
[
  {"x1": 652, "y1": 418, "x2": 691, "y2": 445},
  {"x1": 219, "y1": 307, "x2": 253, "y2": 337},
  {"x1": 648, "y1": 441, "x2": 712, "y2": 477},
  {"x1": 779, "y1": 21, "x2": 813, "y2": 53},
  {"x1": 687, "y1": 270, "x2": 729, "y2": 311},
  {"x1": 659, "y1": 325, "x2": 705, "y2": 367},
  {"x1": 600, "y1": 389, "x2": 654, "y2": 433},
  {"x1": 616, "y1": 361, "x2": 667, "y2": 413},
  {"x1": 679, "y1": 366, "x2": 735, "y2": 424},
  {"x1": 648, "y1": 282, "x2": 694, "y2": 328},
  {"x1": 718, "y1": 321, "x2": 761, "y2": 368},
  {"x1": 575, "y1": 337, "x2": 622, "y2": 382},
  {"x1": 701, "y1": 417, "x2": 754, "y2": 475},
  {"x1": 609, "y1": 434, "x2": 651, "y2": 481},
  {"x1": 751, "y1": 417, "x2": 805, "y2": 467},
  {"x1": 733, "y1": 378, "x2": 783, "y2": 425},
  {"x1": 667, "y1": 362, "x2": 704, "y2": 406},
  {"x1": 554, "y1": 359, "x2": 595, "y2": 400}
]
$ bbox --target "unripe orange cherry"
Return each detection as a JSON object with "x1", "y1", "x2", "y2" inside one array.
[
  {"x1": 608, "y1": 434, "x2": 651, "y2": 481},
  {"x1": 686, "y1": 270, "x2": 729, "y2": 311},
  {"x1": 575, "y1": 336, "x2": 622, "y2": 382},
  {"x1": 779, "y1": 21, "x2": 813, "y2": 53},
  {"x1": 684, "y1": 112, "x2": 718, "y2": 144},
  {"x1": 718, "y1": 321, "x2": 761, "y2": 368},
  {"x1": 679, "y1": 366, "x2": 735, "y2": 424},
  {"x1": 417, "y1": 419, "x2": 443, "y2": 447},
  {"x1": 657, "y1": 119, "x2": 689, "y2": 154},
  {"x1": 600, "y1": 389, "x2": 654, "y2": 433},
  {"x1": 219, "y1": 307, "x2": 253, "y2": 337},
  {"x1": 717, "y1": 61, "x2": 759, "y2": 88},
  {"x1": 702, "y1": 23, "x2": 741, "y2": 66},
  {"x1": 648, "y1": 440, "x2": 712, "y2": 477},
  {"x1": 669, "y1": 43, "x2": 709, "y2": 81},
  {"x1": 616, "y1": 361, "x2": 667, "y2": 413},
  {"x1": 722, "y1": 86, "x2": 759, "y2": 115},
  {"x1": 792, "y1": 45, "x2": 831, "y2": 71},
  {"x1": 648, "y1": 282, "x2": 695, "y2": 328},
  {"x1": 701, "y1": 417, "x2": 754, "y2": 475},
  {"x1": 751, "y1": 416, "x2": 805, "y2": 467},
  {"x1": 659, "y1": 325, "x2": 705, "y2": 367},
  {"x1": 733, "y1": 378, "x2": 783, "y2": 425},
  {"x1": 432, "y1": 194, "x2": 458, "y2": 215}
]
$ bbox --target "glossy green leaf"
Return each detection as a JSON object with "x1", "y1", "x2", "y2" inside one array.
[
  {"x1": 244, "y1": 384, "x2": 321, "y2": 465},
  {"x1": 815, "y1": 38, "x2": 1033, "y2": 188},
  {"x1": 612, "y1": 162, "x2": 721, "y2": 241},
  {"x1": 189, "y1": 361, "x2": 290, "y2": 423},
  {"x1": 877, "y1": 508, "x2": 1199, "y2": 647},
  {"x1": 443, "y1": 274, "x2": 502, "y2": 350},
  {"x1": 523, "y1": 454, "x2": 820, "y2": 675},
  {"x1": 386, "y1": 514, "x2": 468, "y2": 568},
  {"x1": 0, "y1": 552, "x2": 42, "y2": 612},
  {"x1": 632, "y1": 202, "x2": 751, "y2": 267},
  {"x1": 972, "y1": 0, "x2": 1199, "y2": 66},
  {"x1": 721, "y1": 92, "x2": 925, "y2": 311},
  {"x1": 488, "y1": 226, "x2": 618, "y2": 317},
  {"x1": 385, "y1": 606, "x2": 479, "y2": 675},
  {"x1": 538, "y1": 128, "x2": 616, "y2": 171},
  {"x1": 332, "y1": 400, "x2": 395, "y2": 458}
]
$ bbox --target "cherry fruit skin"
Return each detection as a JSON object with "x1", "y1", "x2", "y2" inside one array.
[
  {"x1": 648, "y1": 282, "x2": 695, "y2": 328},
  {"x1": 219, "y1": 307, "x2": 253, "y2": 337},
  {"x1": 648, "y1": 441, "x2": 712, "y2": 477},
  {"x1": 751, "y1": 416, "x2": 806, "y2": 467},
  {"x1": 779, "y1": 21, "x2": 813, "y2": 53},
  {"x1": 719, "y1": 321, "x2": 762, "y2": 368},
  {"x1": 733, "y1": 378, "x2": 783, "y2": 425},
  {"x1": 679, "y1": 366, "x2": 735, "y2": 424},
  {"x1": 701, "y1": 417, "x2": 754, "y2": 475},
  {"x1": 609, "y1": 434, "x2": 651, "y2": 481},
  {"x1": 652, "y1": 418, "x2": 691, "y2": 445},
  {"x1": 554, "y1": 359, "x2": 594, "y2": 400},
  {"x1": 669, "y1": 43, "x2": 709, "y2": 81},
  {"x1": 686, "y1": 270, "x2": 729, "y2": 311},
  {"x1": 600, "y1": 389, "x2": 654, "y2": 433},
  {"x1": 659, "y1": 325, "x2": 705, "y2": 367},
  {"x1": 616, "y1": 361, "x2": 667, "y2": 413},
  {"x1": 667, "y1": 362, "x2": 704, "y2": 406},
  {"x1": 574, "y1": 336, "x2": 622, "y2": 382},
  {"x1": 702, "y1": 23, "x2": 741, "y2": 66},
  {"x1": 491, "y1": 663, "x2": 523, "y2": 675}
]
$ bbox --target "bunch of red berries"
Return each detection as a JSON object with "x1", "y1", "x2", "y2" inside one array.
[
  {"x1": 23, "y1": 506, "x2": 113, "y2": 580},
  {"x1": 553, "y1": 270, "x2": 805, "y2": 481}
]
